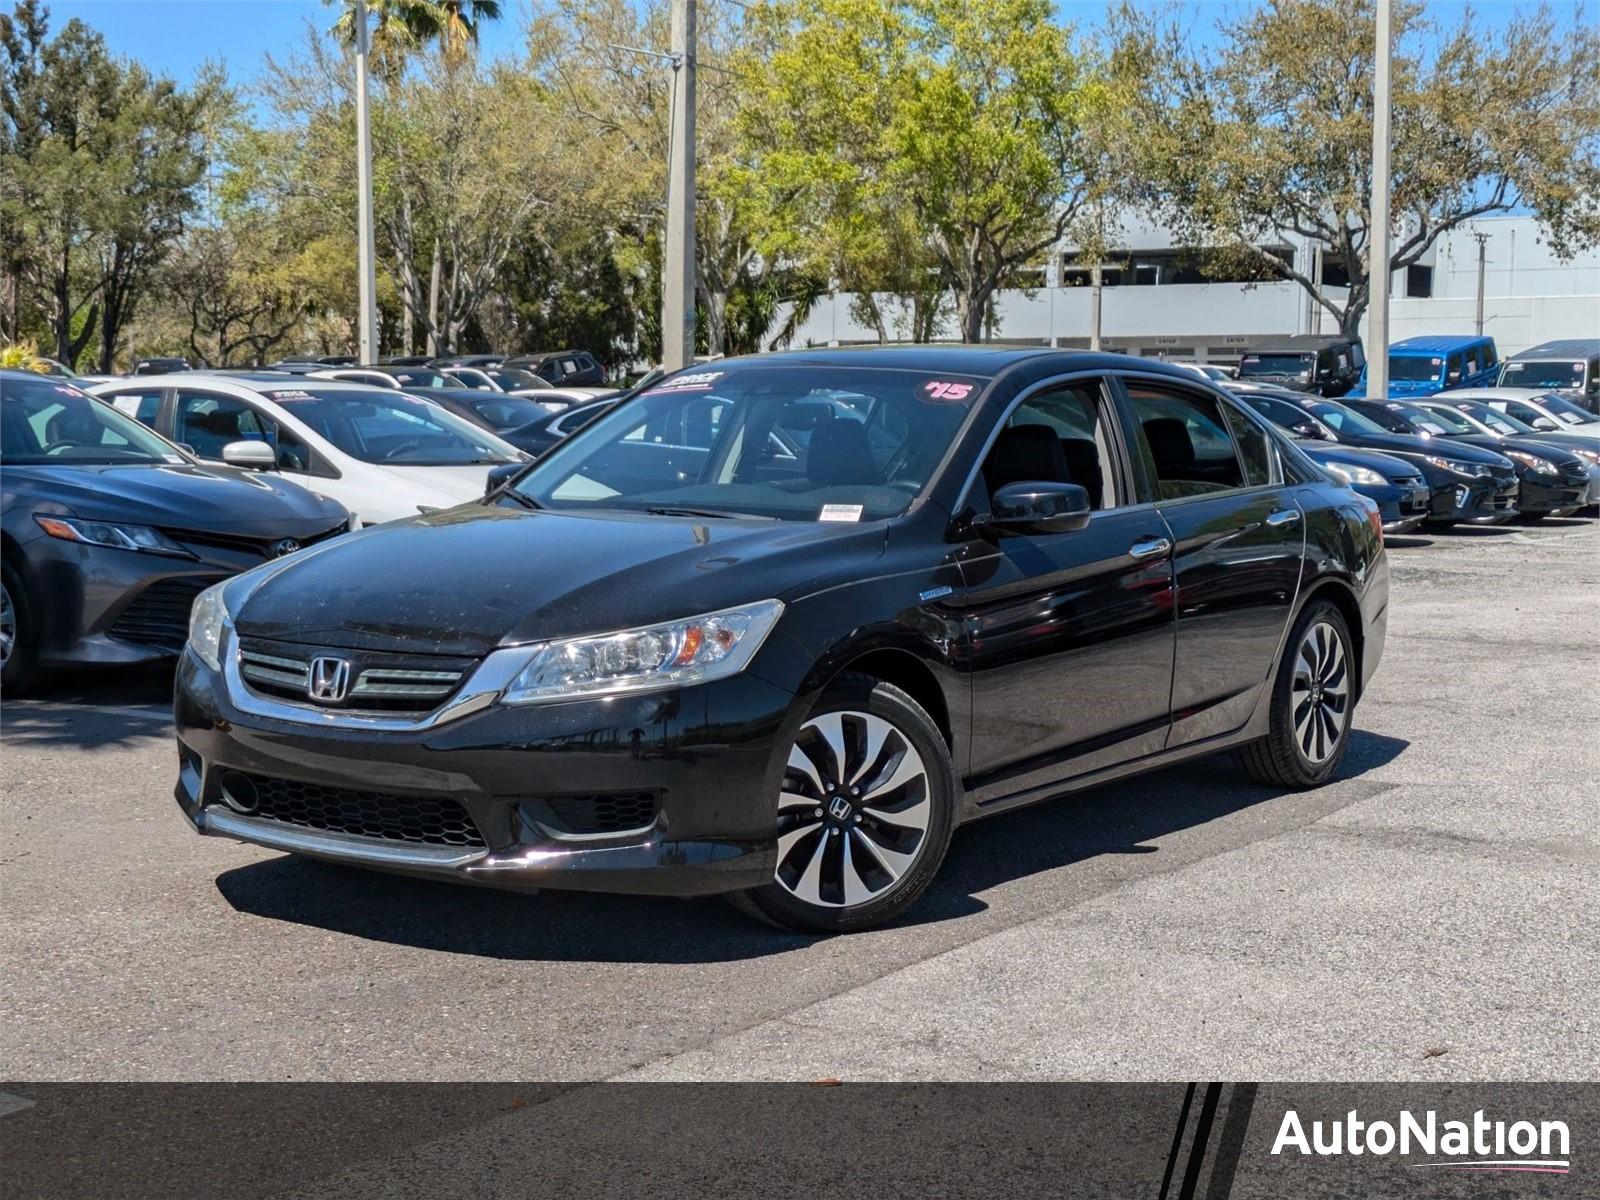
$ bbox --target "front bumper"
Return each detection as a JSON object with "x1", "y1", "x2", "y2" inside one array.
[
  {"x1": 1516, "y1": 472, "x2": 1589, "y2": 516},
  {"x1": 1360, "y1": 482, "x2": 1433, "y2": 534},
  {"x1": 173, "y1": 648, "x2": 794, "y2": 897},
  {"x1": 1426, "y1": 474, "x2": 1519, "y2": 526}
]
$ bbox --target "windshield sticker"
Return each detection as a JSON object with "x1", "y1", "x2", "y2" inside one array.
[
  {"x1": 163, "y1": 454, "x2": 185, "y2": 463},
  {"x1": 266, "y1": 390, "x2": 315, "y2": 403},
  {"x1": 819, "y1": 503, "x2": 864, "y2": 522},
  {"x1": 655, "y1": 371, "x2": 724, "y2": 390},
  {"x1": 920, "y1": 379, "x2": 974, "y2": 402}
]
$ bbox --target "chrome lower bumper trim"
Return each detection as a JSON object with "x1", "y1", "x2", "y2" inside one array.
[{"x1": 199, "y1": 806, "x2": 485, "y2": 870}]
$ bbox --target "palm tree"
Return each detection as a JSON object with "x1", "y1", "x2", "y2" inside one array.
[{"x1": 329, "y1": 0, "x2": 500, "y2": 74}]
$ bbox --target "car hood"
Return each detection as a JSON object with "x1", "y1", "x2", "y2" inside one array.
[
  {"x1": 1300, "y1": 444, "x2": 1420, "y2": 481},
  {"x1": 1447, "y1": 435, "x2": 1583, "y2": 469},
  {"x1": 1335, "y1": 430, "x2": 1512, "y2": 466},
  {"x1": 371, "y1": 463, "x2": 502, "y2": 507},
  {"x1": 5, "y1": 462, "x2": 349, "y2": 532},
  {"x1": 231, "y1": 504, "x2": 888, "y2": 656}
]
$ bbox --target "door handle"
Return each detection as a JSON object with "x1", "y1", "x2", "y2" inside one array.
[
  {"x1": 1266, "y1": 508, "x2": 1301, "y2": 527},
  {"x1": 1127, "y1": 536, "x2": 1172, "y2": 561}
]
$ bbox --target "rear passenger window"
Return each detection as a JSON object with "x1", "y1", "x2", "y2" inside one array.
[
  {"x1": 1125, "y1": 382, "x2": 1245, "y2": 499},
  {"x1": 1221, "y1": 401, "x2": 1275, "y2": 487},
  {"x1": 107, "y1": 390, "x2": 163, "y2": 427}
]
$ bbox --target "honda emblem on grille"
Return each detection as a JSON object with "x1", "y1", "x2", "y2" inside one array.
[
  {"x1": 269, "y1": 537, "x2": 301, "y2": 558},
  {"x1": 307, "y1": 656, "x2": 353, "y2": 703}
]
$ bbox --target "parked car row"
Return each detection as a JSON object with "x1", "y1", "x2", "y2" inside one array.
[{"x1": 1235, "y1": 335, "x2": 1600, "y2": 413}]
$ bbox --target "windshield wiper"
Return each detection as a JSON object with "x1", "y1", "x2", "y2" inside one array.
[
  {"x1": 643, "y1": 505, "x2": 775, "y2": 521},
  {"x1": 498, "y1": 489, "x2": 541, "y2": 510}
]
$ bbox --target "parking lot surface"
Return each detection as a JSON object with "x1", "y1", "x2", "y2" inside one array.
[{"x1": 3, "y1": 519, "x2": 1597, "y2": 1082}]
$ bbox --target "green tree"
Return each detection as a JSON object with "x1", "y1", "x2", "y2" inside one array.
[
  {"x1": 1116, "y1": 0, "x2": 1600, "y2": 337},
  {"x1": 748, "y1": 0, "x2": 1114, "y2": 344},
  {"x1": 0, "y1": 0, "x2": 223, "y2": 368}
]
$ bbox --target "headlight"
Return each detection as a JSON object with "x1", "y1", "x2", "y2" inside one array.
[
  {"x1": 1423, "y1": 455, "x2": 1491, "y2": 478},
  {"x1": 1323, "y1": 462, "x2": 1387, "y2": 487},
  {"x1": 1503, "y1": 450, "x2": 1557, "y2": 475},
  {"x1": 501, "y1": 599, "x2": 784, "y2": 704},
  {"x1": 187, "y1": 581, "x2": 230, "y2": 672},
  {"x1": 1568, "y1": 447, "x2": 1600, "y2": 465},
  {"x1": 34, "y1": 515, "x2": 191, "y2": 557}
]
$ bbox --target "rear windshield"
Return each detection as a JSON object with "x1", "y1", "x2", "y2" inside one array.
[
  {"x1": 512, "y1": 364, "x2": 986, "y2": 521},
  {"x1": 1238, "y1": 354, "x2": 1312, "y2": 378},
  {"x1": 259, "y1": 386, "x2": 519, "y2": 465},
  {"x1": 2, "y1": 377, "x2": 181, "y2": 465},
  {"x1": 1500, "y1": 359, "x2": 1587, "y2": 390}
]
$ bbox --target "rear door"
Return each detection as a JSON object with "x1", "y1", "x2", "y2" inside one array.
[
  {"x1": 958, "y1": 377, "x2": 1177, "y2": 804},
  {"x1": 1115, "y1": 376, "x2": 1305, "y2": 748}
]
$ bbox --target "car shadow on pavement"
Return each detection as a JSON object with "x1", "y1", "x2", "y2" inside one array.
[
  {"x1": 1, "y1": 665, "x2": 174, "y2": 749},
  {"x1": 215, "y1": 728, "x2": 1408, "y2": 963}
]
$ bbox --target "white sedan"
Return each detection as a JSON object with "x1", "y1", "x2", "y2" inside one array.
[{"x1": 91, "y1": 373, "x2": 527, "y2": 526}]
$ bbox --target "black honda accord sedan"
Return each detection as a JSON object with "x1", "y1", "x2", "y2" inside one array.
[
  {"x1": 173, "y1": 348, "x2": 1389, "y2": 932},
  {"x1": 2, "y1": 371, "x2": 352, "y2": 692}
]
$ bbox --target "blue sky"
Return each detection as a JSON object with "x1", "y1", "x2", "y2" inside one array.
[{"x1": 43, "y1": 0, "x2": 1536, "y2": 89}]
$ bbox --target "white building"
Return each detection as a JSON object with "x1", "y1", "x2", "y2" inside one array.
[{"x1": 774, "y1": 214, "x2": 1599, "y2": 361}]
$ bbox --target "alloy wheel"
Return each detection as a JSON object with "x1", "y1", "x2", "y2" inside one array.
[
  {"x1": 0, "y1": 581, "x2": 14, "y2": 668},
  {"x1": 1292, "y1": 620, "x2": 1349, "y2": 764},
  {"x1": 774, "y1": 710, "x2": 932, "y2": 909}
]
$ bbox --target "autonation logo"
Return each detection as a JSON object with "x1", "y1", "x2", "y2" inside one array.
[{"x1": 1272, "y1": 1108, "x2": 1571, "y2": 1175}]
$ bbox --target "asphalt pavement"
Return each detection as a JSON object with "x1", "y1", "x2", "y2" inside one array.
[{"x1": 3, "y1": 518, "x2": 1596, "y2": 1082}]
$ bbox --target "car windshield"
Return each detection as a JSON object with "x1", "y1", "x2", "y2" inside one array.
[
  {"x1": 487, "y1": 368, "x2": 547, "y2": 391},
  {"x1": 1412, "y1": 405, "x2": 1475, "y2": 434},
  {"x1": 510, "y1": 364, "x2": 985, "y2": 521},
  {"x1": 1238, "y1": 354, "x2": 1311, "y2": 378},
  {"x1": 1308, "y1": 400, "x2": 1388, "y2": 435},
  {"x1": 2, "y1": 376, "x2": 182, "y2": 465},
  {"x1": 1458, "y1": 402, "x2": 1532, "y2": 435},
  {"x1": 1238, "y1": 394, "x2": 1321, "y2": 435},
  {"x1": 460, "y1": 393, "x2": 551, "y2": 429},
  {"x1": 388, "y1": 369, "x2": 464, "y2": 389},
  {"x1": 257, "y1": 386, "x2": 519, "y2": 464},
  {"x1": 1537, "y1": 395, "x2": 1599, "y2": 425},
  {"x1": 1387, "y1": 354, "x2": 1445, "y2": 382},
  {"x1": 1500, "y1": 359, "x2": 1586, "y2": 390}
]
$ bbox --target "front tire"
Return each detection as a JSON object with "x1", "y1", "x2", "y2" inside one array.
[
  {"x1": 1234, "y1": 600, "x2": 1355, "y2": 788},
  {"x1": 0, "y1": 562, "x2": 40, "y2": 695},
  {"x1": 731, "y1": 674, "x2": 956, "y2": 933}
]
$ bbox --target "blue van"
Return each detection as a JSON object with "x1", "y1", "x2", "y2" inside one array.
[{"x1": 1346, "y1": 335, "x2": 1501, "y2": 398}]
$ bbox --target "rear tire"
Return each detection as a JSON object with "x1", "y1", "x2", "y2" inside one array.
[
  {"x1": 1234, "y1": 600, "x2": 1354, "y2": 788},
  {"x1": 0, "y1": 562, "x2": 40, "y2": 696},
  {"x1": 730, "y1": 674, "x2": 956, "y2": 934}
]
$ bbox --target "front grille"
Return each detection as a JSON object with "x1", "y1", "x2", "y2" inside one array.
[
  {"x1": 110, "y1": 575, "x2": 228, "y2": 652},
  {"x1": 536, "y1": 792, "x2": 661, "y2": 836},
  {"x1": 220, "y1": 771, "x2": 485, "y2": 848},
  {"x1": 163, "y1": 521, "x2": 347, "y2": 560},
  {"x1": 236, "y1": 638, "x2": 473, "y2": 713}
]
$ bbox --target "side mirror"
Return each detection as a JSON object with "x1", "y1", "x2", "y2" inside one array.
[
  {"x1": 485, "y1": 461, "x2": 527, "y2": 497},
  {"x1": 221, "y1": 440, "x2": 277, "y2": 471},
  {"x1": 1531, "y1": 417, "x2": 1559, "y2": 431},
  {"x1": 988, "y1": 481, "x2": 1091, "y2": 534},
  {"x1": 1291, "y1": 421, "x2": 1327, "y2": 440}
]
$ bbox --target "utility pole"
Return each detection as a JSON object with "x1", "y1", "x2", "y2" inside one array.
[
  {"x1": 661, "y1": 0, "x2": 697, "y2": 372},
  {"x1": 1366, "y1": 0, "x2": 1394, "y2": 399},
  {"x1": 1088, "y1": 204, "x2": 1104, "y2": 351},
  {"x1": 1473, "y1": 229, "x2": 1490, "y2": 335},
  {"x1": 353, "y1": 0, "x2": 379, "y2": 363}
]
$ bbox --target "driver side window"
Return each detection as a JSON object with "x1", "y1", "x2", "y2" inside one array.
[{"x1": 974, "y1": 382, "x2": 1118, "y2": 513}]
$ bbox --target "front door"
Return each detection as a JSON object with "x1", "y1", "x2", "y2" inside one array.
[
  {"x1": 957, "y1": 379, "x2": 1177, "y2": 806},
  {"x1": 1117, "y1": 377, "x2": 1305, "y2": 747}
]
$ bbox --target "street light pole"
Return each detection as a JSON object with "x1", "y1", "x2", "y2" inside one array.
[
  {"x1": 661, "y1": 0, "x2": 697, "y2": 372},
  {"x1": 1474, "y1": 229, "x2": 1489, "y2": 335},
  {"x1": 1367, "y1": 0, "x2": 1394, "y2": 399},
  {"x1": 353, "y1": 0, "x2": 379, "y2": 363}
]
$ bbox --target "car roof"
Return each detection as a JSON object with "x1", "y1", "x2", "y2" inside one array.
[
  {"x1": 1506, "y1": 339, "x2": 1599, "y2": 359},
  {"x1": 709, "y1": 344, "x2": 1209, "y2": 380},
  {"x1": 1388, "y1": 335, "x2": 1493, "y2": 354},
  {"x1": 1248, "y1": 334, "x2": 1357, "y2": 351},
  {"x1": 90, "y1": 372, "x2": 382, "y2": 394}
]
